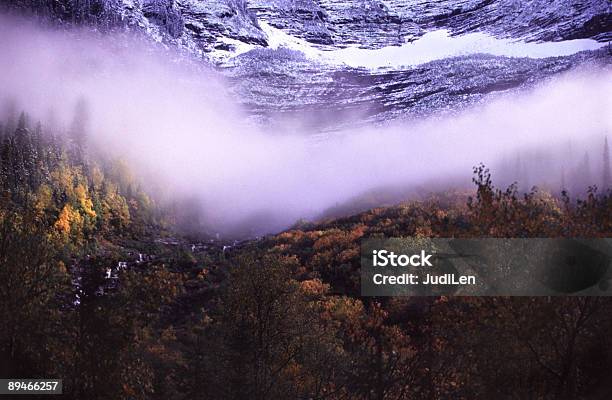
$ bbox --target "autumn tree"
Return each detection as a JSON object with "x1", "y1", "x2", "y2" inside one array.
[
  {"x1": 187, "y1": 254, "x2": 345, "y2": 400},
  {"x1": 0, "y1": 204, "x2": 71, "y2": 378}
]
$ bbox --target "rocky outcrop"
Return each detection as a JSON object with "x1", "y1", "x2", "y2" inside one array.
[
  {"x1": 315, "y1": 0, "x2": 421, "y2": 48},
  {"x1": 248, "y1": 0, "x2": 333, "y2": 45},
  {"x1": 177, "y1": 0, "x2": 267, "y2": 49},
  {"x1": 2, "y1": 0, "x2": 267, "y2": 59},
  {"x1": 248, "y1": 0, "x2": 422, "y2": 49},
  {"x1": 405, "y1": 0, "x2": 612, "y2": 43},
  {"x1": 142, "y1": 0, "x2": 184, "y2": 38},
  {"x1": 249, "y1": 0, "x2": 611, "y2": 49}
]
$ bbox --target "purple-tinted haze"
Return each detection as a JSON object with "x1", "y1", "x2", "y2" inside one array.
[{"x1": 1, "y1": 15, "x2": 611, "y2": 235}]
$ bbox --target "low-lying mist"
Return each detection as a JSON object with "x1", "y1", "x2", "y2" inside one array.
[{"x1": 1, "y1": 15, "x2": 611, "y2": 237}]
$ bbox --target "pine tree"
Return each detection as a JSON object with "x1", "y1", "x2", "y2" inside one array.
[
  {"x1": 14, "y1": 112, "x2": 36, "y2": 191},
  {"x1": 0, "y1": 136, "x2": 11, "y2": 191}
]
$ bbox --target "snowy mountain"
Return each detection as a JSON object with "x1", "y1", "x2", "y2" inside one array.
[
  {"x1": 4, "y1": 0, "x2": 611, "y2": 130},
  {"x1": 6, "y1": 1, "x2": 610, "y2": 57}
]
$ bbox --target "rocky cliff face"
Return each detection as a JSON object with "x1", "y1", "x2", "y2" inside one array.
[
  {"x1": 177, "y1": 0, "x2": 267, "y2": 47},
  {"x1": 5, "y1": 0, "x2": 610, "y2": 54},
  {"x1": 3, "y1": 0, "x2": 611, "y2": 131},
  {"x1": 249, "y1": 0, "x2": 612, "y2": 49}
]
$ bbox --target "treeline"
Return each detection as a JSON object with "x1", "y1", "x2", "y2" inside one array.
[
  {"x1": 268, "y1": 164, "x2": 612, "y2": 298},
  {"x1": 0, "y1": 105, "x2": 159, "y2": 245},
  {"x1": 0, "y1": 105, "x2": 177, "y2": 396},
  {"x1": 494, "y1": 136, "x2": 612, "y2": 195}
]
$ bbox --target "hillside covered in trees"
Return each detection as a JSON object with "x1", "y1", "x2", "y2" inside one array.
[{"x1": 2, "y1": 106, "x2": 612, "y2": 399}]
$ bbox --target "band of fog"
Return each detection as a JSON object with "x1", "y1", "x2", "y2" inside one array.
[{"x1": 1, "y1": 16, "x2": 611, "y2": 233}]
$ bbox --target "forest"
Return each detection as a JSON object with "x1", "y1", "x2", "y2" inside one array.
[{"x1": 1, "y1": 106, "x2": 612, "y2": 400}]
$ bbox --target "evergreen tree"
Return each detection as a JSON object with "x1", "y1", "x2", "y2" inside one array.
[{"x1": 0, "y1": 135, "x2": 11, "y2": 191}]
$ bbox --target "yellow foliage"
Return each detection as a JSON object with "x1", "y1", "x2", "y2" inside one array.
[
  {"x1": 300, "y1": 279, "x2": 329, "y2": 297},
  {"x1": 75, "y1": 184, "x2": 97, "y2": 218},
  {"x1": 54, "y1": 204, "x2": 83, "y2": 236}
]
